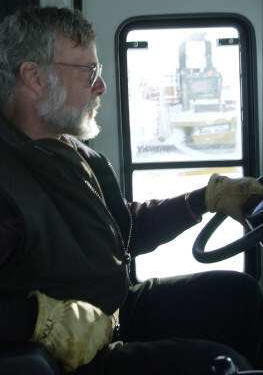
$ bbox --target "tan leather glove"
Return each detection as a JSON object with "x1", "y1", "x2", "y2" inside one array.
[
  {"x1": 206, "y1": 173, "x2": 263, "y2": 222},
  {"x1": 31, "y1": 291, "x2": 118, "y2": 372}
]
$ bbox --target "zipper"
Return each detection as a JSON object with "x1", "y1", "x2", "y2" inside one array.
[
  {"x1": 68, "y1": 142, "x2": 133, "y2": 261},
  {"x1": 83, "y1": 177, "x2": 133, "y2": 258},
  {"x1": 105, "y1": 159, "x2": 133, "y2": 255},
  {"x1": 29, "y1": 141, "x2": 133, "y2": 262}
]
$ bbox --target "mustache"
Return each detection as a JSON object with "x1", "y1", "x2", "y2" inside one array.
[{"x1": 83, "y1": 97, "x2": 101, "y2": 115}]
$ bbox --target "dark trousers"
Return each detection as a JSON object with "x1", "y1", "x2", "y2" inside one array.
[{"x1": 76, "y1": 270, "x2": 263, "y2": 375}]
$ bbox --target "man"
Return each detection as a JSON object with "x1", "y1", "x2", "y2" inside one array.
[{"x1": 0, "y1": 6, "x2": 262, "y2": 375}]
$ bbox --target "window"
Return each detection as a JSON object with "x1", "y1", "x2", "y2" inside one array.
[{"x1": 116, "y1": 15, "x2": 259, "y2": 281}]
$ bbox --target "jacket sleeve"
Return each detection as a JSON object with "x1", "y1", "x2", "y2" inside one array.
[{"x1": 128, "y1": 187, "x2": 207, "y2": 257}]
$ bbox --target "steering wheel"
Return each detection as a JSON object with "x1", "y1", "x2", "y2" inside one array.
[{"x1": 192, "y1": 201, "x2": 263, "y2": 263}]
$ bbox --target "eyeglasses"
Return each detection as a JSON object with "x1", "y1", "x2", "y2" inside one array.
[{"x1": 53, "y1": 62, "x2": 103, "y2": 87}]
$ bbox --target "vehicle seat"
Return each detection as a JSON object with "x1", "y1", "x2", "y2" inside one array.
[{"x1": 0, "y1": 342, "x2": 62, "y2": 375}]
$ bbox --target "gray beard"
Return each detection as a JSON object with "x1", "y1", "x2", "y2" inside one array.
[{"x1": 37, "y1": 71, "x2": 101, "y2": 140}]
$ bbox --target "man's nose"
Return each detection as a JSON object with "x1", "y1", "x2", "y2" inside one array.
[{"x1": 92, "y1": 76, "x2": 107, "y2": 95}]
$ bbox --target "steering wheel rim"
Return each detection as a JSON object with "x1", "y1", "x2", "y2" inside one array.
[{"x1": 192, "y1": 212, "x2": 263, "y2": 263}]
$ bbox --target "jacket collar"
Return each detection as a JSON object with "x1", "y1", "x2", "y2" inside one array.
[
  {"x1": 0, "y1": 112, "x2": 98, "y2": 175},
  {"x1": 0, "y1": 112, "x2": 30, "y2": 150}
]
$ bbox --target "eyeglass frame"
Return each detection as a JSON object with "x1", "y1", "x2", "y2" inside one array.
[{"x1": 53, "y1": 62, "x2": 103, "y2": 87}]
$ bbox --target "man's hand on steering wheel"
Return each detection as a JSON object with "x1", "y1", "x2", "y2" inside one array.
[{"x1": 205, "y1": 174, "x2": 263, "y2": 223}]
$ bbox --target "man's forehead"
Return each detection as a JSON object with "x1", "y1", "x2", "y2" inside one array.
[{"x1": 54, "y1": 34, "x2": 97, "y2": 63}]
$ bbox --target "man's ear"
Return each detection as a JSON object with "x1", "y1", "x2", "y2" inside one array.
[{"x1": 18, "y1": 62, "x2": 46, "y2": 97}]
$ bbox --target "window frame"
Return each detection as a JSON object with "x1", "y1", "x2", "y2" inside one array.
[{"x1": 115, "y1": 13, "x2": 260, "y2": 280}]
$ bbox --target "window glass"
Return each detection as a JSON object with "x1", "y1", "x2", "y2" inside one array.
[
  {"x1": 133, "y1": 167, "x2": 244, "y2": 281},
  {"x1": 127, "y1": 27, "x2": 242, "y2": 163}
]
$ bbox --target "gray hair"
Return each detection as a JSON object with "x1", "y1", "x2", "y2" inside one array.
[{"x1": 0, "y1": 7, "x2": 95, "y2": 108}]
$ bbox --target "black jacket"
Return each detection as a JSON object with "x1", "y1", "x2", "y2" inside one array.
[{"x1": 0, "y1": 116, "x2": 206, "y2": 341}]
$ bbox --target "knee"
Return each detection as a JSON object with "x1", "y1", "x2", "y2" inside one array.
[
  {"x1": 192, "y1": 270, "x2": 262, "y2": 305},
  {"x1": 219, "y1": 271, "x2": 262, "y2": 301}
]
